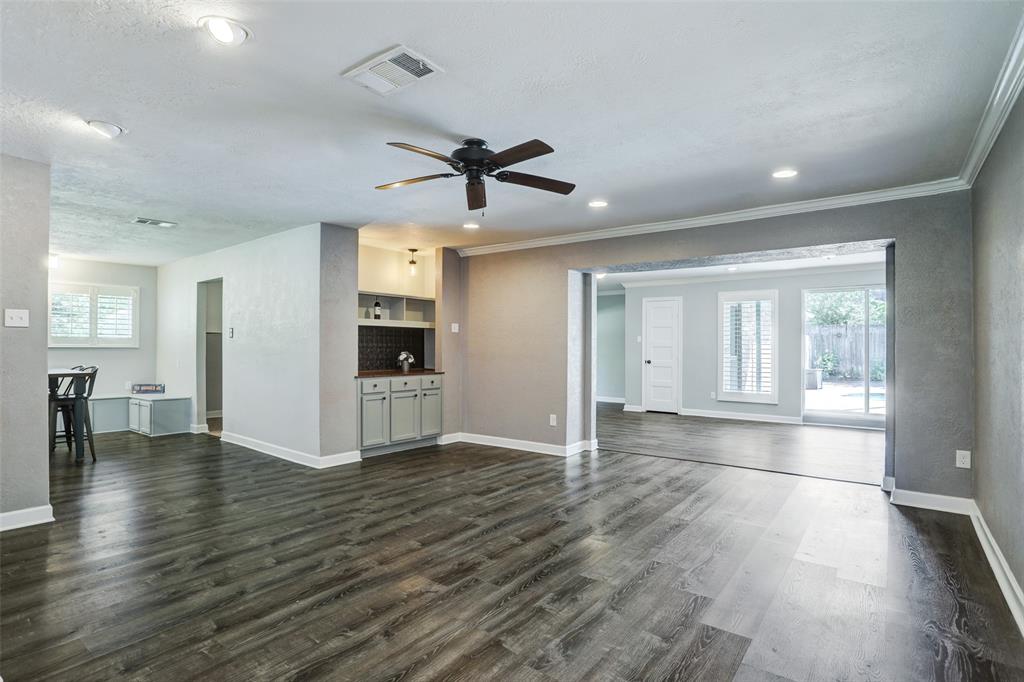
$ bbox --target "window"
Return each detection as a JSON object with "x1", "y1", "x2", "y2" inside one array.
[
  {"x1": 49, "y1": 282, "x2": 139, "y2": 347},
  {"x1": 718, "y1": 289, "x2": 778, "y2": 404}
]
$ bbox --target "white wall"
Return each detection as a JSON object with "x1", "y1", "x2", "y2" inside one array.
[
  {"x1": 596, "y1": 293, "x2": 625, "y2": 400},
  {"x1": 359, "y1": 244, "x2": 435, "y2": 298},
  {"x1": 623, "y1": 265, "x2": 885, "y2": 418},
  {"x1": 48, "y1": 258, "x2": 158, "y2": 397},
  {"x1": 157, "y1": 225, "x2": 323, "y2": 457}
]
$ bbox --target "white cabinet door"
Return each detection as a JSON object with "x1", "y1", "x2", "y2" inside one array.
[
  {"x1": 389, "y1": 391, "x2": 419, "y2": 443},
  {"x1": 139, "y1": 401, "x2": 152, "y2": 435},
  {"x1": 420, "y1": 389, "x2": 442, "y2": 437},
  {"x1": 128, "y1": 399, "x2": 140, "y2": 432}
]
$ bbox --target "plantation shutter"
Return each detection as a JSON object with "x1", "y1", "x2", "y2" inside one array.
[
  {"x1": 49, "y1": 285, "x2": 92, "y2": 341},
  {"x1": 49, "y1": 282, "x2": 139, "y2": 347},
  {"x1": 96, "y1": 290, "x2": 135, "y2": 340},
  {"x1": 719, "y1": 291, "x2": 778, "y2": 403}
]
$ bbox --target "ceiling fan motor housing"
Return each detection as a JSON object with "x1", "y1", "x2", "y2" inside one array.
[{"x1": 450, "y1": 138, "x2": 494, "y2": 167}]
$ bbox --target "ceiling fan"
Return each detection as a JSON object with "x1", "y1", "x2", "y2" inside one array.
[{"x1": 375, "y1": 138, "x2": 576, "y2": 210}]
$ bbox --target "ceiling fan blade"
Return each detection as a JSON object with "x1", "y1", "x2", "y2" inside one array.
[
  {"x1": 386, "y1": 142, "x2": 457, "y2": 165},
  {"x1": 466, "y1": 180, "x2": 486, "y2": 210},
  {"x1": 375, "y1": 173, "x2": 453, "y2": 190},
  {"x1": 495, "y1": 171, "x2": 575, "y2": 195},
  {"x1": 487, "y1": 139, "x2": 554, "y2": 168}
]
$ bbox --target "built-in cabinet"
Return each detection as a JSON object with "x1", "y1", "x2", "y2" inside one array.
[
  {"x1": 357, "y1": 292, "x2": 436, "y2": 329},
  {"x1": 358, "y1": 375, "x2": 442, "y2": 452},
  {"x1": 128, "y1": 396, "x2": 191, "y2": 436}
]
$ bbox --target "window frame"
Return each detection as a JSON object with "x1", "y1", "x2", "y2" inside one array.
[
  {"x1": 717, "y1": 289, "x2": 779, "y2": 405},
  {"x1": 48, "y1": 281, "x2": 140, "y2": 348}
]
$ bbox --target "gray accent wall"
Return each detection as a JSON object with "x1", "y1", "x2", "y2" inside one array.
[
  {"x1": 463, "y1": 191, "x2": 974, "y2": 498},
  {"x1": 318, "y1": 223, "x2": 359, "y2": 457},
  {"x1": 48, "y1": 258, "x2": 158, "y2": 397},
  {"x1": 435, "y1": 248, "x2": 465, "y2": 436},
  {"x1": 596, "y1": 295, "x2": 626, "y2": 400},
  {"x1": 0, "y1": 155, "x2": 50, "y2": 515},
  {"x1": 621, "y1": 266, "x2": 886, "y2": 418},
  {"x1": 972, "y1": 95, "x2": 1023, "y2": 585}
]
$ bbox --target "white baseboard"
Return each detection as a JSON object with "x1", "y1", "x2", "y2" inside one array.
[
  {"x1": 437, "y1": 432, "x2": 464, "y2": 445},
  {"x1": 456, "y1": 432, "x2": 578, "y2": 457},
  {"x1": 190, "y1": 423, "x2": 210, "y2": 434},
  {"x1": 972, "y1": 511, "x2": 1024, "y2": 637},
  {"x1": 566, "y1": 439, "x2": 598, "y2": 456},
  {"x1": 677, "y1": 408, "x2": 803, "y2": 425},
  {"x1": 220, "y1": 431, "x2": 360, "y2": 469},
  {"x1": 881, "y1": 476, "x2": 895, "y2": 492},
  {"x1": 597, "y1": 396, "x2": 625, "y2": 404},
  {"x1": 623, "y1": 404, "x2": 644, "y2": 412},
  {"x1": 0, "y1": 504, "x2": 55, "y2": 532},
  {"x1": 206, "y1": 410, "x2": 222, "y2": 418},
  {"x1": 889, "y1": 488, "x2": 978, "y2": 515}
]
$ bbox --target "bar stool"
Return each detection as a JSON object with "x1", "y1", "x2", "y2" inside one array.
[{"x1": 50, "y1": 366, "x2": 99, "y2": 461}]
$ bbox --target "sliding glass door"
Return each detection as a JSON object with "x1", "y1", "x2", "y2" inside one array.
[{"x1": 802, "y1": 287, "x2": 886, "y2": 426}]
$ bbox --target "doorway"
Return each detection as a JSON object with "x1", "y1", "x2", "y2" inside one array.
[
  {"x1": 197, "y1": 279, "x2": 223, "y2": 437},
  {"x1": 802, "y1": 286, "x2": 886, "y2": 427},
  {"x1": 641, "y1": 297, "x2": 681, "y2": 413}
]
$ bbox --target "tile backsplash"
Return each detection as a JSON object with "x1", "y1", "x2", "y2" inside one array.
[{"x1": 358, "y1": 326, "x2": 425, "y2": 370}]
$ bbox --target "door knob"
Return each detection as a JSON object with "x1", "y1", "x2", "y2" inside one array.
[{"x1": 645, "y1": 360, "x2": 652, "y2": 364}]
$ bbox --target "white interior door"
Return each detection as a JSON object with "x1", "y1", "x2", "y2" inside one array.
[{"x1": 643, "y1": 297, "x2": 681, "y2": 413}]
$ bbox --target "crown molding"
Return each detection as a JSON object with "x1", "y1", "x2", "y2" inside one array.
[
  {"x1": 960, "y1": 13, "x2": 1024, "y2": 185},
  {"x1": 457, "y1": 176, "x2": 967, "y2": 257}
]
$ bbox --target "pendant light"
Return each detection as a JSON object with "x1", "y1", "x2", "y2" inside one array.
[{"x1": 408, "y1": 248, "x2": 418, "y2": 276}]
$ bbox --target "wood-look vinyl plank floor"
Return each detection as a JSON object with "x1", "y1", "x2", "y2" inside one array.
[
  {"x1": 1, "y1": 431, "x2": 1020, "y2": 681},
  {"x1": 597, "y1": 401, "x2": 885, "y2": 485}
]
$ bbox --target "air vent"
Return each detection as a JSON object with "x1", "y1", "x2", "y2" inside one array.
[
  {"x1": 342, "y1": 45, "x2": 442, "y2": 95},
  {"x1": 133, "y1": 217, "x2": 177, "y2": 227}
]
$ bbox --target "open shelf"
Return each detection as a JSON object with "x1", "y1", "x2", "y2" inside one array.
[
  {"x1": 358, "y1": 319, "x2": 435, "y2": 329},
  {"x1": 358, "y1": 292, "x2": 435, "y2": 327}
]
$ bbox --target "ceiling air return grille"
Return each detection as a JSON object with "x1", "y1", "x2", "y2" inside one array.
[
  {"x1": 132, "y1": 217, "x2": 177, "y2": 227},
  {"x1": 343, "y1": 45, "x2": 442, "y2": 95}
]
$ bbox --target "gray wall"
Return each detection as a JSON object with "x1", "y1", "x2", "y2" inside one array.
[
  {"x1": 596, "y1": 294, "x2": 626, "y2": 399},
  {"x1": 463, "y1": 191, "x2": 974, "y2": 498},
  {"x1": 318, "y1": 223, "x2": 359, "y2": 457},
  {"x1": 0, "y1": 155, "x2": 50, "y2": 515},
  {"x1": 157, "y1": 224, "x2": 323, "y2": 456},
  {"x1": 48, "y1": 258, "x2": 158, "y2": 397},
  {"x1": 622, "y1": 266, "x2": 885, "y2": 417},
  {"x1": 435, "y1": 247, "x2": 466, "y2": 436},
  {"x1": 972, "y1": 95, "x2": 1023, "y2": 584}
]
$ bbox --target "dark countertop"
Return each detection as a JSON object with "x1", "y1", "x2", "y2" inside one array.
[{"x1": 356, "y1": 369, "x2": 444, "y2": 379}]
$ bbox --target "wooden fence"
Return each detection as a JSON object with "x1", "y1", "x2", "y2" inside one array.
[{"x1": 806, "y1": 324, "x2": 886, "y2": 380}]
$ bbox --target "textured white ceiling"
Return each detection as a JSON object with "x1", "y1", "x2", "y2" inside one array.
[{"x1": 2, "y1": 1, "x2": 1022, "y2": 265}]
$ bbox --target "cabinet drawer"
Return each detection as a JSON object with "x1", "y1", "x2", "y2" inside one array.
[
  {"x1": 421, "y1": 375, "x2": 443, "y2": 390},
  {"x1": 361, "y1": 379, "x2": 387, "y2": 394},
  {"x1": 390, "y1": 377, "x2": 420, "y2": 391}
]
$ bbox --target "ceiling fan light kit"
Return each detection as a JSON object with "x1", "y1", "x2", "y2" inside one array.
[{"x1": 375, "y1": 137, "x2": 576, "y2": 210}]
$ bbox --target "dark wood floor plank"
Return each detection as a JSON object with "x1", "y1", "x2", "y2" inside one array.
[{"x1": 1, "y1": 430, "x2": 1021, "y2": 681}]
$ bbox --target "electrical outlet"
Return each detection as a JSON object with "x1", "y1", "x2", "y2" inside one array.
[
  {"x1": 636, "y1": 335, "x2": 642, "y2": 343},
  {"x1": 549, "y1": 414, "x2": 557, "y2": 427},
  {"x1": 4, "y1": 308, "x2": 29, "y2": 327},
  {"x1": 125, "y1": 380, "x2": 132, "y2": 391},
  {"x1": 955, "y1": 450, "x2": 971, "y2": 469},
  {"x1": 451, "y1": 322, "x2": 460, "y2": 333},
  {"x1": 710, "y1": 391, "x2": 716, "y2": 399}
]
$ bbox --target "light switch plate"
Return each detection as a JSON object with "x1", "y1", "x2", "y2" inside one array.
[
  {"x1": 451, "y1": 323, "x2": 460, "y2": 333},
  {"x1": 4, "y1": 309, "x2": 29, "y2": 327},
  {"x1": 549, "y1": 414, "x2": 557, "y2": 427},
  {"x1": 955, "y1": 450, "x2": 971, "y2": 469}
]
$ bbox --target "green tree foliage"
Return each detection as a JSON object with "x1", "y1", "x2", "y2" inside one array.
[{"x1": 806, "y1": 291, "x2": 885, "y2": 325}]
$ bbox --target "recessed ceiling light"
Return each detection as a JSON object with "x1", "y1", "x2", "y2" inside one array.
[
  {"x1": 198, "y1": 16, "x2": 250, "y2": 45},
  {"x1": 86, "y1": 120, "x2": 124, "y2": 139},
  {"x1": 727, "y1": 266, "x2": 738, "y2": 271},
  {"x1": 595, "y1": 273, "x2": 607, "y2": 279},
  {"x1": 588, "y1": 200, "x2": 608, "y2": 208},
  {"x1": 772, "y1": 168, "x2": 798, "y2": 179},
  {"x1": 463, "y1": 222, "x2": 479, "y2": 229}
]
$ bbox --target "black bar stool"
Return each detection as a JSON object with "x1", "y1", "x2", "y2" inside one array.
[{"x1": 50, "y1": 366, "x2": 99, "y2": 461}]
